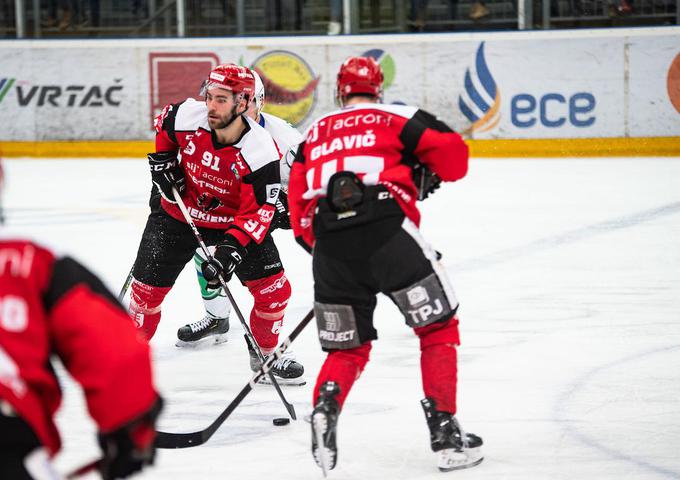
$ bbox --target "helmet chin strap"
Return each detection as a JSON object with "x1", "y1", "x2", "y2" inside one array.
[{"x1": 217, "y1": 99, "x2": 248, "y2": 129}]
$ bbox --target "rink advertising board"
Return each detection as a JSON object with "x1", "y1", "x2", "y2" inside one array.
[{"x1": 0, "y1": 27, "x2": 678, "y2": 157}]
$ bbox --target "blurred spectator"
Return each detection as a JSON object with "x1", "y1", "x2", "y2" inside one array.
[
  {"x1": 79, "y1": 0, "x2": 100, "y2": 26},
  {"x1": 469, "y1": 0, "x2": 489, "y2": 19},
  {"x1": 266, "y1": 0, "x2": 303, "y2": 31},
  {"x1": 410, "y1": 0, "x2": 462, "y2": 31},
  {"x1": 609, "y1": 0, "x2": 632, "y2": 15},
  {"x1": 44, "y1": 0, "x2": 73, "y2": 29},
  {"x1": 329, "y1": 0, "x2": 342, "y2": 34}
]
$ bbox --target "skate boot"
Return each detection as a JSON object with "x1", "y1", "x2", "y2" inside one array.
[
  {"x1": 311, "y1": 381, "x2": 340, "y2": 474},
  {"x1": 246, "y1": 335, "x2": 305, "y2": 386},
  {"x1": 421, "y1": 398, "x2": 484, "y2": 472},
  {"x1": 175, "y1": 315, "x2": 229, "y2": 347}
]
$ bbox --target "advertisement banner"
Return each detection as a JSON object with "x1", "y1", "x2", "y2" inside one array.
[
  {"x1": 628, "y1": 36, "x2": 680, "y2": 137},
  {"x1": 0, "y1": 29, "x2": 678, "y2": 142}
]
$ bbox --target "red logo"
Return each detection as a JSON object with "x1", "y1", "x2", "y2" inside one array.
[
  {"x1": 149, "y1": 52, "x2": 220, "y2": 129},
  {"x1": 668, "y1": 53, "x2": 680, "y2": 114}
]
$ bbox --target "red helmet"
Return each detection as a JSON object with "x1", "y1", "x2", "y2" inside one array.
[
  {"x1": 205, "y1": 63, "x2": 255, "y2": 102},
  {"x1": 336, "y1": 56, "x2": 384, "y2": 101}
]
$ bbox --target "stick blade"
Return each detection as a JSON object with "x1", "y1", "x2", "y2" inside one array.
[{"x1": 154, "y1": 430, "x2": 206, "y2": 449}]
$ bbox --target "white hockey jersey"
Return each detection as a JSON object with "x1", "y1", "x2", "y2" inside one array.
[{"x1": 259, "y1": 112, "x2": 303, "y2": 191}]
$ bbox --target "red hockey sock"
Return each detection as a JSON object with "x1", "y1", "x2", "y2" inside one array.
[
  {"x1": 129, "y1": 280, "x2": 171, "y2": 340},
  {"x1": 415, "y1": 317, "x2": 460, "y2": 414},
  {"x1": 313, "y1": 342, "x2": 372, "y2": 409},
  {"x1": 245, "y1": 272, "x2": 291, "y2": 353}
]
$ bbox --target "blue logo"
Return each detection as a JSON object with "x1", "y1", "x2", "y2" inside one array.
[{"x1": 458, "y1": 43, "x2": 500, "y2": 135}]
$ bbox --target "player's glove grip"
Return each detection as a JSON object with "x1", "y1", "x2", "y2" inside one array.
[
  {"x1": 148, "y1": 152, "x2": 186, "y2": 204},
  {"x1": 412, "y1": 163, "x2": 441, "y2": 201},
  {"x1": 98, "y1": 397, "x2": 163, "y2": 480},
  {"x1": 201, "y1": 236, "x2": 246, "y2": 287}
]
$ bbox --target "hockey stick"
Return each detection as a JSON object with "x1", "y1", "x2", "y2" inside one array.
[
  {"x1": 117, "y1": 263, "x2": 134, "y2": 302},
  {"x1": 65, "y1": 459, "x2": 101, "y2": 479},
  {"x1": 170, "y1": 186, "x2": 297, "y2": 420},
  {"x1": 155, "y1": 308, "x2": 314, "y2": 449}
]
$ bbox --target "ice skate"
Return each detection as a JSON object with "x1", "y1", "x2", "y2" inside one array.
[
  {"x1": 311, "y1": 381, "x2": 340, "y2": 475},
  {"x1": 247, "y1": 335, "x2": 306, "y2": 386},
  {"x1": 175, "y1": 315, "x2": 229, "y2": 347},
  {"x1": 421, "y1": 398, "x2": 484, "y2": 472}
]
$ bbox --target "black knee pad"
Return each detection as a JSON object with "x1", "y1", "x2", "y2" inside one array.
[
  {"x1": 314, "y1": 302, "x2": 365, "y2": 350},
  {"x1": 391, "y1": 273, "x2": 456, "y2": 328}
]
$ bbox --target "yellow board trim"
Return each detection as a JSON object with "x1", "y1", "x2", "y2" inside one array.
[
  {"x1": 0, "y1": 137, "x2": 678, "y2": 158},
  {"x1": 467, "y1": 137, "x2": 680, "y2": 157},
  {"x1": 0, "y1": 141, "x2": 155, "y2": 158}
]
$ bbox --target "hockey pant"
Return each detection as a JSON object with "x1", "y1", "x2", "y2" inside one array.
[
  {"x1": 129, "y1": 208, "x2": 284, "y2": 340},
  {"x1": 312, "y1": 317, "x2": 459, "y2": 413}
]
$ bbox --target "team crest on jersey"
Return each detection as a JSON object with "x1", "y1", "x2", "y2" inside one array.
[{"x1": 230, "y1": 163, "x2": 240, "y2": 180}]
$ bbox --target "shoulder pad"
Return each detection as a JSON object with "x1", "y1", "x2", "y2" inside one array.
[{"x1": 236, "y1": 117, "x2": 281, "y2": 172}]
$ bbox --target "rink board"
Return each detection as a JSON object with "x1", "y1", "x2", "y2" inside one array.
[{"x1": 0, "y1": 27, "x2": 679, "y2": 156}]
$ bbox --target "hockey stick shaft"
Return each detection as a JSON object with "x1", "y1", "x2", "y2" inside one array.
[
  {"x1": 170, "y1": 187, "x2": 296, "y2": 420},
  {"x1": 155, "y1": 308, "x2": 314, "y2": 449},
  {"x1": 117, "y1": 263, "x2": 134, "y2": 302},
  {"x1": 65, "y1": 459, "x2": 101, "y2": 479}
]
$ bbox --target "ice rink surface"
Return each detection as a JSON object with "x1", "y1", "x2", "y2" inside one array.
[{"x1": 3, "y1": 157, "x2": 680, "y2": 480}]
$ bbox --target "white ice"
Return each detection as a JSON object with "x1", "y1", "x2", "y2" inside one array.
[{"x1": 2, "y1": 157, "x2": 680, "y2": 480}]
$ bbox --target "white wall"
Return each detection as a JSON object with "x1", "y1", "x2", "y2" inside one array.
[{"x1": 0, "y1": 27, "x2": 678, "y2": 141}]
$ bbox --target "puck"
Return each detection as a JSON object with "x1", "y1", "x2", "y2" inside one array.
[{"x1": 273, "y1": 417, "x2": 290, "y2": 426}]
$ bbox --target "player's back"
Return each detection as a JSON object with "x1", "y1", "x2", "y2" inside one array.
[
  {"x1": 298, "y1": 103, "x2": 421, "y2": 203},
  {"x1": 0, "y1": 238, "x2": 63, "y2": 452}
]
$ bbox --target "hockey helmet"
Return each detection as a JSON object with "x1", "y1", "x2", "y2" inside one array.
[
  {"x1": 336, "y1": 56, "x2": 384, "y2": 102},
  {"x1": 205, "y1": 63, "x2": 255, "y2": 103},
  {"x1": 251, "y1": 69, "x2": 266, "y2": 114}
]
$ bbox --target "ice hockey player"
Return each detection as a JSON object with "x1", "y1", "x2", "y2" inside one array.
[
  {"x1": 288, "y1": 56, "x2": 484, "y2": 473},
  {"x1": 176, "y1": 69, "x2": 302, "y2": 340},
  {"x1": 129, "y1": 63, "x2": 304, "y2": 384},
  {"x1": 0, "y1": 160, "x2": 163, "y2": 480}
]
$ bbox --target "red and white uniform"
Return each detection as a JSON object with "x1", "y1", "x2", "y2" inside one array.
[
  {"x1": 155, "y1": 98, "x2": 282, "y2": 247},
  {"x1": 0, "y1": 238, "x2": 158, "y2": 456},
  {"x1": 289, "y1": 103, "x2": 469, "y2": 249}
]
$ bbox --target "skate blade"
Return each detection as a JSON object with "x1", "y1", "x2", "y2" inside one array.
[
  {"x1": 257, "y1": 375, "x2": 306, "y2": 386},
  {"x1": 437, "y1": 446, "x2": 483, "y2": 472},
  {"x1": 175, "y1": 333, "x2": 228, "y2": 349},
  {"x1": 312, "y1": 414, "x2": 333, "y2": 475}
]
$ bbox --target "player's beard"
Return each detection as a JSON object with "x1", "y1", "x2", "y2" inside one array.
[{"x1": 209, "y1": 104, "x2": 241, "y2": 130}]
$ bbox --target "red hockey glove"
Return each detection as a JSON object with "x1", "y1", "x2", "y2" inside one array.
[
  {"x1": 201, "y1": 236, "x2": 247, "y2": 287},
  {"x1": 148, "y1": 152, "x2": 186, "y2": 203},
  {"x1": 97, "y1": 397, "x2": 163, "y2": 480}
]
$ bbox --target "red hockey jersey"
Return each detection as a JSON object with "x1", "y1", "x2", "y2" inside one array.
[
  {"x1": 288, "y1": 103, "x2": 469, "y2": 249},
  {"x1": 0, "y1": 238, "x2": 158, "y2": 456},
  {"x1": 154, "y1": 99, "x2": 282, "y2": 247}
]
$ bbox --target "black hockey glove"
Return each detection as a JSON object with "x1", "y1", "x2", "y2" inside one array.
[
  {"x1": 148, "y1": 151, "x2": 186, "y2": 204},
  {"x1": 98, "y1": 397, "x2": 163, "y2": 480},
  {"x1": 271, "y1": 190, "x2": 291, "y2": 230},
  {"x1": 412, "y1": 163, "x2": 442, "y2": 201},
  {"x1": 201, "y1": 236, "x2": 247, "y2": 287}
]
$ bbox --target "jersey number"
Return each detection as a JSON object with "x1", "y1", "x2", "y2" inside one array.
[
  {"x1": 0, "y1": 296, "x2": 28, "y2": 332},
  {"x1": 306, "y1": 155, "x2": 384, "y2": 190},
  {"x1": 202, "y1": 152, "x2": 221, "y2": 172}
]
